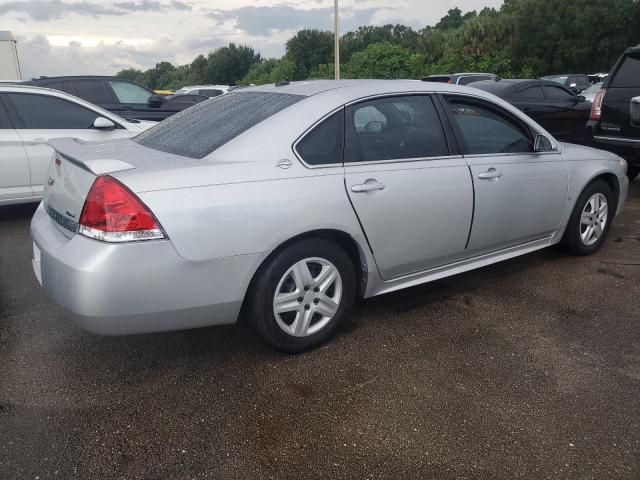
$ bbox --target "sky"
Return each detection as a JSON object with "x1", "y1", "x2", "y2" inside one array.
[{"x1": 0, "y1": 0, "x2": 503, "y2": 79}]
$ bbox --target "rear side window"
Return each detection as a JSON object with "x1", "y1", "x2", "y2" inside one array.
[
  {"x1": 446, "y1": 98, "x2": 533, "y2": 154},
  {"x1": 458, "y1": 75, "x2": 492, "y2": 85},
  {"x1": 199, "y1": 89, "x2": 223, "y2": 97},
  {"x1": 70, "y1": 80, "x2": 114, "y2": 104},
  {"x1": 610, "y1": 55, "x2": 640, "y2": 88},
  {"x1": 296, "y1": 110, "x2": 343, "y2": 165},
  {"x1": 6, "y1": 93, "x2": 99, "y2": 129},
  {"x1": 345, "y1": 95, "x2": 449, "y2": 162},
  {"x1": 512, "y1": 86, "x2": 544, "y2": 101},
  {"x1": 109, "y1": 80, "x2": 152, "y2": 104},
  {"x1": 135, "y1": 91, "x2": 304, "y2": 159},
  {"x1": 542, "y1": 86, "x2": 574, "y2": 101}
]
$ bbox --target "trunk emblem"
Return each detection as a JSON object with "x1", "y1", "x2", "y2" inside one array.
[{"x1": 47, "y1": 176, "x2": 55, "y2": 187}]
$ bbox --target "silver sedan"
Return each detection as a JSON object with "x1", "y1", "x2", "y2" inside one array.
[{"x1": 31, "y1": 80, "x2": 629, "y2": 352}]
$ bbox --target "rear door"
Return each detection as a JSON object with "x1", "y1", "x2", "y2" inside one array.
[
  {"x1": 343, "y1": 94, "x2": 474, "y2": 279},
  {"x1": 442, "y1": 94, "x2": 568, "y2": 255},
  {"x1": 601, "y1": 51, "x2": 640, "y2": 140},
  {"x1": 5, "y1": 92, "x2": 131, "y2": 197},
  {"x1": 0, "y1": 96, "x2": 31, "y2": 202}
]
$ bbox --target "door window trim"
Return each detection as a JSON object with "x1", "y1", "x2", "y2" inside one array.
[{"x1": 437, "y1": 93, "x2": 560, "y2": 157}]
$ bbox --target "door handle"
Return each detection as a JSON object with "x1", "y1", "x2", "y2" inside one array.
[
  {"x1": 351, "y1": 180, "x2": 386, "y2": 193},
  {"x1": 478, "y1": 169, "x2": 503, "y2": 180}
]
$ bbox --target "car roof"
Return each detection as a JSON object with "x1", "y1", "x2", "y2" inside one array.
[
  {"x1": 469, "y1": 78, "x2": 566, "y2": 94},
  {"x1": 27, "y1": 75, "x2": 130, "y2": 82},
  {"x1": 179, "y1": 85, "x2": 229, "y2": 89},
  {"x1": 245, "y1": 79, "x2": 506, "y2": 101}
]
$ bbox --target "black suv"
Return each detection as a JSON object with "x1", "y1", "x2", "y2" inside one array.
[
  {"x1": 587, "y1": 46, "x2": 640, "y2": 179},
  {"x1": 24, "y1": 76, "x2": 206, "y2": 121}
]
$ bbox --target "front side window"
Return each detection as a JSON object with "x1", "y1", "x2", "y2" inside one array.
[
  {"x1": 109, "y1": 80, "x2": 152, "y2": 104},
  {"x1": 6, "y1": 93, "x2": 99, "y2": 129},
  {"x1": 0, "y1": 99, "x2": 12, "y2": 128},
  {"x1": 135, "y1": 91, "x2": 304, "y2": 159},
  {"x1": 446, "y1": 97, "x2": 533, "y2": 155},
  {"x1": 296, "y1": 110, "x2": 343, "y2": 165},
  {"x1": 346, "y1": 95, "x2": 449, "y2": 162},
  {"x1": 542, "y1": 86, "x2": 574, "y2": 102}
]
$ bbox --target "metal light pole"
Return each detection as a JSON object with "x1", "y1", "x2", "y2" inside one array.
[{"x1": 334, "y1": 0, "x2": 340, "y2": 79}]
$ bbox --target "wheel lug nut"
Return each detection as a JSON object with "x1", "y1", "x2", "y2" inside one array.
[
  {"x1": 304, "y1": 304, "x2": 310, "y2": 310},
  {"x1": 298, "y1": 297, "x2": 303, "y2": 303},
  {"x1": 304, "y1": 286, "x2": 309, "y2": 291},
  {"x1": 314, "y1": 287, "x2": 320, "y2": 292},
  {"x1": 313, "y1": 299, "x2": 319, "y2": 305}
]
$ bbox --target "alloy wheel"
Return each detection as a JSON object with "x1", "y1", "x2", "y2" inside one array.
[
  {"x1": 273, "y1": 257, "x2": 343, "y2": 337},
  {"x1": 580, "y1": 193, "x2": 608, "y2": 246}
]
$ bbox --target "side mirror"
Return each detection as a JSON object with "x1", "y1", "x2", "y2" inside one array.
[
  {"x1": 631, "y1": 96, "x2": 640, "y2": 126},
  {"x1": 576, "y1": 95, "x2": 586, "y2": 103},
  {"x1": 93, "y1": 117, "x2": 115, "y2": 130},
  {"x1": 147, "y1": 94, "x2": 165, "y2": 108},
  {"x1": 534, "y1": 134, "x2": 554, "y2": 152}
]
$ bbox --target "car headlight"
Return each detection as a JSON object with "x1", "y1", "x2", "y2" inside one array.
[{"x1": 620, "y1": 157, "x2": 627, "y2": 175}]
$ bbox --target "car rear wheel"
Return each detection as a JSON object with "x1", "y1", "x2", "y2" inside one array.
[
  {"x1": 248, "y1": 238, "x2": 356, "y2": 353},
  {"x1": 562, "y1": 180, "x2": 614, "y2": 255}
]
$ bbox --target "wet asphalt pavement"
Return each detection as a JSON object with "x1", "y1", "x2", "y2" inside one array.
[{"x1": 1, "y1": 179, "x2": 639, "y2": 480}]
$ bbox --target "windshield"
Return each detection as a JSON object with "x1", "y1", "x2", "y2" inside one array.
[{"x1": 134, "y1": 91, "x2": 304, "y2": 159}]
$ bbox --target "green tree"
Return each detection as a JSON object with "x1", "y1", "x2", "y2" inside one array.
[
  {"x1": 205, "y1": 43, "x2": 261, "y2": 85},
  {"x1": 343, "y1": 42, "x2": 426, "y2": 79},
  {"x1": 435, "y1": 8, "x2": 464, "y2": 30},
  {"x1": 285, "y1": 29, "x2": 334, "y2": 80}
]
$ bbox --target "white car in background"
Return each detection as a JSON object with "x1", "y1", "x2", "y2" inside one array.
[
  {"x1": 173, "y1": 84, "x2": 229, "y2": 97},
  {"x1": 0, "y1": 85, "x2": 155, "y2": 206}
]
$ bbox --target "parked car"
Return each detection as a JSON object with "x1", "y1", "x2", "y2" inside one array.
[
  {"x1": 24, "y1": 76, "x2": 205, "y2": 121},
  {"x1": 173, "y1": 85, "x2": 230, "y2": 97},
  {"x1": 470, "y1": 78, "x2": 591, "y2": 144},
  {"x1": 581, "y1": 82, "x2": 604, "y2": 103},
  {"x1": 422, "y1": 73, "x2": 498, "y2": 85},
  {"x1": 0, "y1": 85, "x2": 154, "y2": 205},
  {"x1": 163, "y1": 93, "x2": 209, "y2": 107},
  {"x1": 31, "y1": 80, "x2": 628, "y2": 352},
  {"x1": 541, "y1": 74, "x2": 591, "y2": 93},
  {"x1": 587, "y1": 45, "x2": 640, "y2": 180}
]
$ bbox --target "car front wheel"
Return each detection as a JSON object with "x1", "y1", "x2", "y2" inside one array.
[
  {"x1": 562, "y1": 180, "x2": 614, "y2": 255},
  {"x1": 248, "y1": 238, "x2": 356, "y2": 353}
]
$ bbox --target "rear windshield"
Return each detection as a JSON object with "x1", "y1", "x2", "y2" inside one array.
[
  {"x1": 609, "y1": 55, "x2": 640, "y2": 88},
  {"x1": 134, "y1": 91, "x2": 304, "y2": 158}
]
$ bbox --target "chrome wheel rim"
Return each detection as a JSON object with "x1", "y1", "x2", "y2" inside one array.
[
  {"x1": 580, "y1": 193, "x2": 608, "y2": 246},
  {"x1": 273, "y1": 257, "x2": 343, "y2": 337}
]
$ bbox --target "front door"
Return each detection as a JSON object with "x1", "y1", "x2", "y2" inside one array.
[
  {"x1": 343, "y1": 95, "x2": 474, "y2": 280},
  {"x1": 4, "y1": 92, "x2": 130, "y2": 197},
  {"x1": 0, "y1": 96, "x2": 31, "y2": 202},
  {"x1": 442, "y1": 95, "x2": 568, "y2": 255}
]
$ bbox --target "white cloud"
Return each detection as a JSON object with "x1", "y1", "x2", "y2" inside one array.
[{"x1": 4, "y1": 0, "x2": 504, "y2": 78}]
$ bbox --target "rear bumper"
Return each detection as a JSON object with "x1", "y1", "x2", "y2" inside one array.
[
  {"x1": 587, "y1": 123, "x2": 640, "y2": 166},
  {"x1": 30, "y1": 203, "x2": 261, "y2": 335}
]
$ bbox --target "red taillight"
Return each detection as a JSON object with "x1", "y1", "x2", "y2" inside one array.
[
  {"x1": 590, "y1": 88, "x2": 606, "y2": 121},
  {"x1": 78, "y1": 175, "x2": 165, "y2": 242}
]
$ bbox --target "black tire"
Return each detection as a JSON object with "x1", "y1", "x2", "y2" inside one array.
[
  {"x1": 561, "y1": 179, "x2": 615, "y2": 256},
  {"x1": 247, "y1": 238, "x2": 356, "y2": 353},
  {"x1": 627, "y1": 165, "x2": 640, "y2": 181}
]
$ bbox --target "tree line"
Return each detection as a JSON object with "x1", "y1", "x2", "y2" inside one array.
[{"x1": 116, "y1": 0, "x2": 640, "y2": 89}]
